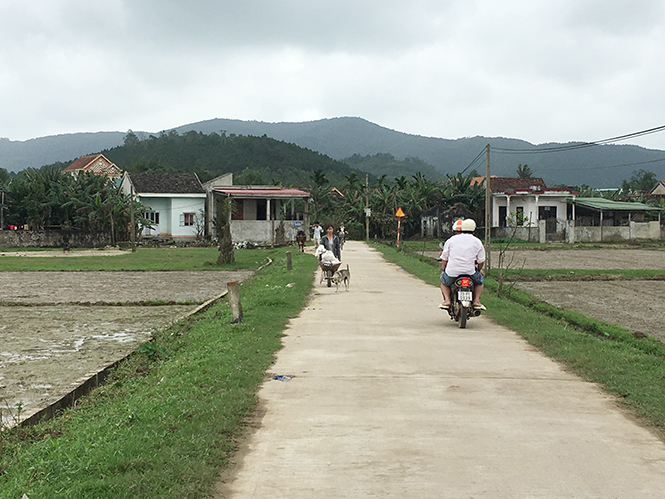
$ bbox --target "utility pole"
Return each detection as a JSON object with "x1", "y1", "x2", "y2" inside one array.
[
  {"x1": 485, "y1": 144, "x2": 491, "y2": 272},
  {"x1": 130, "y1": 183, "x2": 136, "y2": 252},
  {"x1": 365, "y1": 173, "x2": 370, "y2": 241},
  {"x1": 0, "y1": 191, "x2": 4, "y2": 230}
]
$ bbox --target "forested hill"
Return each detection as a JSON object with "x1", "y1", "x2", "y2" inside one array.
[
  {"x1": 3, "y1": 117, "x2": 665, "y2": 187},
  {"x1": 99, "y1": 131, "x2": 359, "y2": 187},
  {"x1": 177, "y1": 118, "x2": 665, "y2": 188}
]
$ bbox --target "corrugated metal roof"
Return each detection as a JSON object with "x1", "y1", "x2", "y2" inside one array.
[{"x1": 572, "y1": 197, "x2": 661, "y2": 211}]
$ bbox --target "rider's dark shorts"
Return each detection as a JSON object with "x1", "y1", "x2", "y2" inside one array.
[{"x1": 440, "y1": 270, "x2": 484, "y2": 287}]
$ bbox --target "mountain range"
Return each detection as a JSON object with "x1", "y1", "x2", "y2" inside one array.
[{"x1": 2, "y1": 117, "x2": 664, "y2": 188}]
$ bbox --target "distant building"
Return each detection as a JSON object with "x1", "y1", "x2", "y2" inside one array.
[
  {"x1": 63, "y1": 154, "x2": 122, "y2": 179},
  {"x1": 650, "y1": 180, "x2": 665, "y2": 196},
  {"x1": 471, "y1": 176, "x2": 576, "y2": 233},
  {"x1": 121, "y1": 172, "x2": 206, "y2": 240}
]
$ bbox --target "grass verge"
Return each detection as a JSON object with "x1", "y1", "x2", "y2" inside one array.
[
  {"x1": 0, "y1": 247, "x2": 277, "y2": 271},
  {"x1": 373, "y1": 242, "x2": 665, "y2": 435},
  {"x1": 0, "y1": 249, "x2": 319, "y2": 498}
]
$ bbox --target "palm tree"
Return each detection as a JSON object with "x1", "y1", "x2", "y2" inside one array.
[{"x1": 516, "y1": 164, "x2": 533, "y2": 178}]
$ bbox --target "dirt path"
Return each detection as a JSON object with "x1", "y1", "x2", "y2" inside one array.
[
  {"x1": 494, "y1": 248, "x2": 665, "y2": 270},
  {"x1": 0, "y1": 270, "x2": 253, "y2": 424},
  {"x1": 422, "y1": 248, "x2": 665, "y2": 270},
  {"x1": 0, "y1": 249, "x2": 130, "y2": 257}
]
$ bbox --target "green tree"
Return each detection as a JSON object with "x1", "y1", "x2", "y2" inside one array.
[
  {"x1": 0, "y1": 167, "x2": 10, "y2": 185},
  {"x1": 516, "y1": 164, "x2": 533, "y2": 178},
  {"x1": 621, "y1": 169, "x2": 657, "y2": 194}
]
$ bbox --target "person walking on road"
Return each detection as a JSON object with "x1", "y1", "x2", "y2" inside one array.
[
  {"x1": 312, "y1": 222, "x2": 323, "y2": 248},
  {"x1": 321, "y1": 224, "x2": 341, "y2": 260},
  {"x1": 438, "y1": 218, "x2": 486, "y2": 310}
]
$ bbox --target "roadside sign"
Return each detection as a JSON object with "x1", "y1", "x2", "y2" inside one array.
[
  {"x1": 395, "y1": 207, "x2": 405, "y2": 249},
  {"x1": 294, "y1": 221, "x2": 302, "y2": 227}
]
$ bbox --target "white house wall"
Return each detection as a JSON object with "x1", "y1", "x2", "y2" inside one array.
[
  {"x1": 139, "y1": 197, "x2": 171, "y2": 235},
  {"x1": 492, "y1": 195, "x2": 570, "y2": 227},
  {"x1": 139, "y1": 195, "x2": 205, "y2": 238},
  {"x1": 170, "y1": 197, "x2": 206, "y2": 237}
]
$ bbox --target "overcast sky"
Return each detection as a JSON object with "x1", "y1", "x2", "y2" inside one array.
[{"x1": 1, "y1": 0, "x2": 665, "y2": 150}]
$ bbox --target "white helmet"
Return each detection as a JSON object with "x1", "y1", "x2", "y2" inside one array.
[
  {"x1": 452, "y1": 219, "x2": 464, "y2": 232},
  {"x1": 461, "y1": 219, "x2": 477, "y2": 232}
]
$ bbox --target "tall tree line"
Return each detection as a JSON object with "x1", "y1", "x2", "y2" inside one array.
[
  {"x1": 307, "y1": 170, "x2": 486, "y2": 239},
  {"x1": 1, "y1": 167, "x2": 136, "y2": 244}
]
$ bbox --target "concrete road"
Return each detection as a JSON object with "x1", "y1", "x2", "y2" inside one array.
[{"x1": 216, "y1": 241, "x2": 665, "y2": 498}]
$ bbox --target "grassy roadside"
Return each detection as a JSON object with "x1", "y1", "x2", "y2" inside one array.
[
  {"x1": 0, "y1": 247, "x2": 272, "y2": 271},
  {"x1": 373, "y1": 242, "x2": 665, "y2": 435},
  {"x1": 402, "y1": 239, "x2": 665, "y2": 252},
  {"x1": 0, "y1": 249, "x2": 319, "y2": 498}
]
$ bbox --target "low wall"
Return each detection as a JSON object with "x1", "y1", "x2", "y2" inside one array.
[
  {"x1": 0, "y1": 230, "x2": 111, "y2": 248},
  {"x1": 492, "y1": 226, "x2": 540, "y2": 243},
  {"x1": 230, "y1": 220, "x2": 303, "y2": 246},
  {"x1": 572, "y1": 222, "x2": 660, "y2": 243},
  {"x1": 492, "y1": 221, "x2": 662, "y2": 244}
]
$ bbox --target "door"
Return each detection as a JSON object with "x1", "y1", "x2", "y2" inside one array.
[
  {"x1": 539, "y1": 206, "x2": 559, "y2": 241},
  {"x1": 499, "y1": 206, "x2": 507, "y2": 228}
]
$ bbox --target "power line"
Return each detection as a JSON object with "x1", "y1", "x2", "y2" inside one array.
[
  {"x1": 492, "y1": 124, "x2": 665, "y2": 154},
  {"x1": 460, "y1": 148, "x2": 486, "y2": 174},
  {"x1": 545, "y1": 156, "x2": 665, "y2": 172}
]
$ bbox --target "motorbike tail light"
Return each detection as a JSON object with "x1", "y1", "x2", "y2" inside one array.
[{"x1": 459, "y1": 278, "x2": 471, "y2": 287}]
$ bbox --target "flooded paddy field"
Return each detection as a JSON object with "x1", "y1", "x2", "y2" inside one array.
[{"x1": 0, "y1": 270, "x2": 253, "y2": 424}]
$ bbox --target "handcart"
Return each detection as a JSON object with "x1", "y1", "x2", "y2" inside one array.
[{"x1": 319, "y1": 260, "x2": 341, "y2": 287}]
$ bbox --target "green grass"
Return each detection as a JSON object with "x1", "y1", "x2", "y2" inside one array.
[
  {"x1": 493, "y1": 268, "x2": 665, "y2": 280},
  {"x1": 0, "y1": 247, "x2": 283, "y2": 271},
  {"x1": 0, "y1": 250, "x2": 319, "y2": 498},
  {"x1": 400, "y1": 238, "x2": 665, "y2": 252},
  {"x1": 373, "y1": 242, "x2": 665, "y2": 435}
]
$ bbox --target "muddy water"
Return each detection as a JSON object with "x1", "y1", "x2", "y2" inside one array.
[
  {"x1": 0, "y1": 270, "x2": 253, "y2": 425},
  {"x1": 0, "y1": 305, "x2": 191, "y2": 424}
]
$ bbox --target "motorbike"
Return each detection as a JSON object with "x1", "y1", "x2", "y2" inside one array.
[
  {"x1": 447, "y1": 275, "x2": 481, "y2": 328},
  {"x1": 438, "y1": 241, "x2": 482, "y2": 328}
]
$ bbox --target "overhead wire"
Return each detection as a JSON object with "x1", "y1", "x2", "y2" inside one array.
[
  {"x1": 491, "y1": 124, "x2": 665, "y2": 154},
  {"x1": 460, "y1": 148, "x2": 486, "y2": 175}
]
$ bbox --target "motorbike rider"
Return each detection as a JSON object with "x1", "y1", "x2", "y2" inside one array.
[
  {"x1": 338, "y1": 223, "x2": 348, "y2": 248},
  {"x1": 438, "y1": 218, "x2": 486, "y2": 310}
]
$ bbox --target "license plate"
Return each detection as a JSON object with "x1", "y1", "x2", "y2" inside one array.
[{"x1": 458, "y1": 290, "x2": 472, "y2": 301}]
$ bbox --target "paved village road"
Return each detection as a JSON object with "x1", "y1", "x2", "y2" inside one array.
[{"x1": 215, "y1": 241, "x2": 665, "y2": 498}]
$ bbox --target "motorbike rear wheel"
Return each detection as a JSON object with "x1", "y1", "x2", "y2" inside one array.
[{"x1": 459, "y1": 305, "x2": 467, "y2": 328}]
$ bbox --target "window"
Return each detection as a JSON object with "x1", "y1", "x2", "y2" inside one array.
[
  {"x1": 182, "y1": 213, "x2": 195, "y2": 226},
  {"x1": 143, "y1": 211, "x2": 159, "y2": 224}
]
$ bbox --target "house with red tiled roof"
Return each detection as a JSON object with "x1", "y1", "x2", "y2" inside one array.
[
  {"x1": 63, "y1": 154, "x2": 122, "y2": 179},
  {"x1": 472, "y1": 176, "x2": 577, "y2": 237}
]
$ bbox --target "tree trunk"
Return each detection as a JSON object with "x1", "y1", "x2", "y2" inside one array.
[{"x1": 217, "y1": 223, "x2": 234, "y2": 264}]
